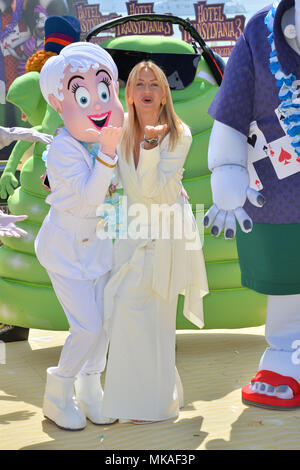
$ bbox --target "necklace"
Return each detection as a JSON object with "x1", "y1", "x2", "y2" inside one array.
[{"x1": 265, "y1": 1, "x2": 300, "y2": 157}]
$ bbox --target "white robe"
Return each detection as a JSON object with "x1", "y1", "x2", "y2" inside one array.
[{"x1": 102, "y1": 124, "x2": 209, "y2": 421}]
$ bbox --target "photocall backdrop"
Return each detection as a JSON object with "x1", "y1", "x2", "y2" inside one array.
[
  {"x1": 0, "y1": 0, "x2": 267, "y2": 334},
  {"x1": 0, "y1": 0, "x2": 246, "y2": 160}
]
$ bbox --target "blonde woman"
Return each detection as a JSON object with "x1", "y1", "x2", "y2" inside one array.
[{"x1": 101, "y1": 61, "x2": 208, "y2": 424}]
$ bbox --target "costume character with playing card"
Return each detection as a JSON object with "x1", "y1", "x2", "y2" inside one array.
[
  {"x1": 204, "y1": 0, "x2": 300, "y2": 409},
  {"x1": 35, "y1": 41, "x2": 124, "y2": 430}
]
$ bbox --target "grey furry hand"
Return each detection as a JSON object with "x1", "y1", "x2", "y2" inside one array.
[{"x1": 203, "y1": 188, "x2": 265, "y2": 239}]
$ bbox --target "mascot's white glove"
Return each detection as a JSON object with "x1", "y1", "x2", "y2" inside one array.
[
  {"x1": 0, "y1": 211, "x2": 27, "y2": 238},
  {"x1": 204, "y1": 121, "x2": 265, "y2": 238},
  {"x1": 0, "y1": 126, "x2": 53, "y2": 150}
]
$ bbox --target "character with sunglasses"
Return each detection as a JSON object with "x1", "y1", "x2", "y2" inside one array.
[
  {"x1": 101, "y1": 61, "x2": 208, "y2": 424},
  {"x1": 105, "y1": 48, "x2": 202, "y2": 91},
  {"x1": 35, "y1": 41, "x2": 124, "y2": 430}
]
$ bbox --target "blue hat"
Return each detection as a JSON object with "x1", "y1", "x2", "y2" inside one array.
[{"x1": 44, "y1": 15, "x2": 81, "y2": 54}]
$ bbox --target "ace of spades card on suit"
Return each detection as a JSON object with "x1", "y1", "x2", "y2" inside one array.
[{"x1": 247, "y1": 121, "x2": 268, "y2": 190}]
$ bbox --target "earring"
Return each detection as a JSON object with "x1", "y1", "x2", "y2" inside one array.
[
  {"x1": 161, "y1": 97, "x2": 166, "y2": 106},
  {"x1": 128, "y1": 97, "x2": 134, "y2": 105}
]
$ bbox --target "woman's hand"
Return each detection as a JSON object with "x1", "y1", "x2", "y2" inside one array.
[
  {"x1": 181, "y1": 185, "x2": 189, "y2": 200},
  {"x1": 144, "y1": 124, "x2": 168, "y2": 144}
]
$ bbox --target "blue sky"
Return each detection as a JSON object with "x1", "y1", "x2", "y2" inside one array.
[
  {"x1": 85, "y1": 1, "x2": 271, "y2": 29},
  {"x1": 88, "y1": 1, "x2": 269, "y2": 11}
]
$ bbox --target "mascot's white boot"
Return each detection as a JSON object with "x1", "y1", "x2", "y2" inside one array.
[
  {"x1": 243, "y1": 294, "x2": 300, "y2": 409},
  {"x1": 75, "y1": 374, "x2": 117, "y2": 425},
  {"x1": 261, "y1": 295, "x2": 300, "y2": 383},
  {"x1": 43, "y1": 367, "x2": 86, "y2": 430},
  {"x1": 205, "y1": 0, "x2": 300, "y2": 410}
]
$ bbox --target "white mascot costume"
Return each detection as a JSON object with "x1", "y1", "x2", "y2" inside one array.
[
  {"x1": 205, "y1": 0, "x2": 300, "y2": 409},
  {"x1": 36, "y1": 42, "x2": 123, "y2": 430}
]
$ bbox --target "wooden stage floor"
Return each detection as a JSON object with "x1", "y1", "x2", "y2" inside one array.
[{"x1": 1, "y1": 325, "x2": 300, "y2": 450}]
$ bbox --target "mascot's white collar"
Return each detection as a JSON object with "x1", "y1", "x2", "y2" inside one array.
[{"x1": 266, "y1": 1, "x2": 300, "y2": 157}]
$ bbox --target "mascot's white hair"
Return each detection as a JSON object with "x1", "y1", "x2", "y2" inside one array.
[{"x1": 39, "y1": 41, "x2": 118, "y2": 104}]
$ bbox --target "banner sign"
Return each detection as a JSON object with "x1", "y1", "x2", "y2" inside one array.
[
  {"x1": 0, "y1": 0, "x2": 246, "y2": 159},
  {"x1": 180, "y1": 1, "x2": 245, "y2": 43},
  {"x1": 75, "y1": 2, "x2": 120, "y2": 37},
  {"x1": 84, "y1": 1, "x2": 245, "y2": 52},
  {"x1": 114, "y1": 1, "x2": 174, "y2": 37},
  {"x1": 0, "y1": 0, "x2": 244, "y2": 106},
  {"x1": 211, "y1": 45, "x2": 234, "y2": 57}
]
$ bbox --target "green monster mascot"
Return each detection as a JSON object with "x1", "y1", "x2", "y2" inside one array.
[{"x1": 0, "y1": 15, "x2": 81, "y2": 335}]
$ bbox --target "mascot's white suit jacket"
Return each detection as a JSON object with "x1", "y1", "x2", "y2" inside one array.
[
  {"x1": 34, "y1": 40, "x2": 122, "y2": 430},
  {"x1": 205, "y1": 0, "x2": 300, "y2": 409},
  {"x1": 35, "y1": 127, "x2": 118, "y2": 428}
]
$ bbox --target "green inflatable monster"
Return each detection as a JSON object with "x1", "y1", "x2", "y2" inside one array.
[
  {"x1": 0, "y1": 14, "x2": 267, "y2": 332},
  {"x1": 0, "y1": 71, "x2": 67, "y2": 331}
]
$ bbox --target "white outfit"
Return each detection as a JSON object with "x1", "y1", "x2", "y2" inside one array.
[
  {"x1": 102, "y1": 123, "x2": 209, "y2": 421},
  {"x1": 35, "y1": 128, "x2": 117, "y2": 378}
]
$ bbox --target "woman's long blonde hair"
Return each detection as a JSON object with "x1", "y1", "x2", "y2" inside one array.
[{"x1": 120, "y1": 61, "x2": 185, "y2": 161}]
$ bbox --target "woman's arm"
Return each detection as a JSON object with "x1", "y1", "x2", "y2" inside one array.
[{"x1": 136, "y1": 129, "x2": 192, "y2": 204}]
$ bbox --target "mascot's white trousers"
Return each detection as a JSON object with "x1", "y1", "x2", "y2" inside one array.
[
  {"x1": 42, "y1": 270, "x2": 117, "y2": 429},
  {"x1": 47, "y1": 270, "x2": 110, "y2": 378},
  {"x1": 261, "y1": 294, "x2": 300, "y2": 382}
]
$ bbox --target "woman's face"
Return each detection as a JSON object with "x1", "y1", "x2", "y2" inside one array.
[{"x1": 131, "y1": 67, "x2": 164, "y2": 115}]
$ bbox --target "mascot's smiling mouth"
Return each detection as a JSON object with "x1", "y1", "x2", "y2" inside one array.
[{"x1": 88, "y1": 111, "x2": 111, "y2": 130}]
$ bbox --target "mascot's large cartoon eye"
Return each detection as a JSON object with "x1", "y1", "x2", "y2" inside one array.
[
  {"x1": 74, "y1": 86, "x2": 91, "y2": 108},
  {"x1": 98, "y1": 81, "x2": 110, "y2": 103}
]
